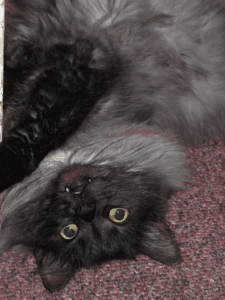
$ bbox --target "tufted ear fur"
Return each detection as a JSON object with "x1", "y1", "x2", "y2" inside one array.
[
  {"x1": 140, "y1": 218, "x2": 182, "y2": 266},
  {"x1": 34, "y1": 249, "x2": 77, "y2": 293}
]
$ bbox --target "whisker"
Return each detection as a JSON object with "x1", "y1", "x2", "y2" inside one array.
[{"x1": 148, "y1": 190, "x2": 170, "y2": 202}]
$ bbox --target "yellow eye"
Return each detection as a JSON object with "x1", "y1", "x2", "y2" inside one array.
[
  {"x1": 109, "y1": 208, "x2": 129, "y2": 223},
  {"x1": 60, "y1": 224, "x2": 78, "y2": 240}
]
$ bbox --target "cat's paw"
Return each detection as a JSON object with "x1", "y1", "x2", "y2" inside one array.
[{"x1": 41, "y1": 38, "x2": 120, "y2": 95}]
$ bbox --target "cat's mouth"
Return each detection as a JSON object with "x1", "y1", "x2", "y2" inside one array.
[{"x1": 65, "y1": 185, "x2": 83, "y2": 194}]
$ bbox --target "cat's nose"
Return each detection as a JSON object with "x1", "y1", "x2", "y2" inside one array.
[{"x1": 76, "y1": 203, "x2": 96, "y2": 223}]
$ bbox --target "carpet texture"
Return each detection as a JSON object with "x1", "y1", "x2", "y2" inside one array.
[{"x1": 0, "y1": 1, "x2": 224, "y2": 299}]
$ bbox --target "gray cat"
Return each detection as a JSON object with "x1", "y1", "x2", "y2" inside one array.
[{"x1": 1, "y1": 0, "x2": 225, "y2": 292}]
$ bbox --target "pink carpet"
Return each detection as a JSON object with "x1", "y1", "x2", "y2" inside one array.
[{"x1": 1, "y1": 1, "x2": 224, "y2": 299}]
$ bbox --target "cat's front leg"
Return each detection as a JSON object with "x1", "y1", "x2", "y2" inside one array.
[
  {"x1": 0, "y1": 139, "x2": 35, "y2": 193},
  {"x1": 1, "y1": 40, "x2": 121, "y2": 193}
]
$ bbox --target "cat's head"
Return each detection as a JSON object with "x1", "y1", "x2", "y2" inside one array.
[{"x1": 0, "y1": 163, "x2": 181, "y2": 292}]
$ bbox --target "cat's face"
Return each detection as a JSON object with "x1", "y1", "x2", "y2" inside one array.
[{"x1": 2, "y1": 164, "x2": 181, "y2": 292}]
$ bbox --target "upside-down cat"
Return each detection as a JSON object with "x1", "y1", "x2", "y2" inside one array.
[{"x1": 1, "y1": 0, "x2": 225, "y2": 292}]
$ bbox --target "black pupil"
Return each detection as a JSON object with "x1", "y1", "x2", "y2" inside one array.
[
  {"x1": 64, "y1": 226, "x2": 75, "y2": 238},
  {"x1": 115, "y1": 209, "x2": 125, "y2": 220}
]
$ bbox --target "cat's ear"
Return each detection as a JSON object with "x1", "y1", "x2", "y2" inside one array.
[
  {"x1": 34, "y1": 249, "x2": 76, "y2": 293},
  {"x1": 140, "y1": 218, "x2": 182, "y2": 265}
]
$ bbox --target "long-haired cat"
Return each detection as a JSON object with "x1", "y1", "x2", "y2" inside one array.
[{"x1": 1, "y1": 0, "x2": 225, "y2": 293}]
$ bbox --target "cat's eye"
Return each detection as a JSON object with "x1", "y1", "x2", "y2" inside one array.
[
  {"x1": 109, "y1": 208, "x2": 129, "y2": 223},
  {"x1": 60, "y1": 224, "x2": 78, "y2": 240}
]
